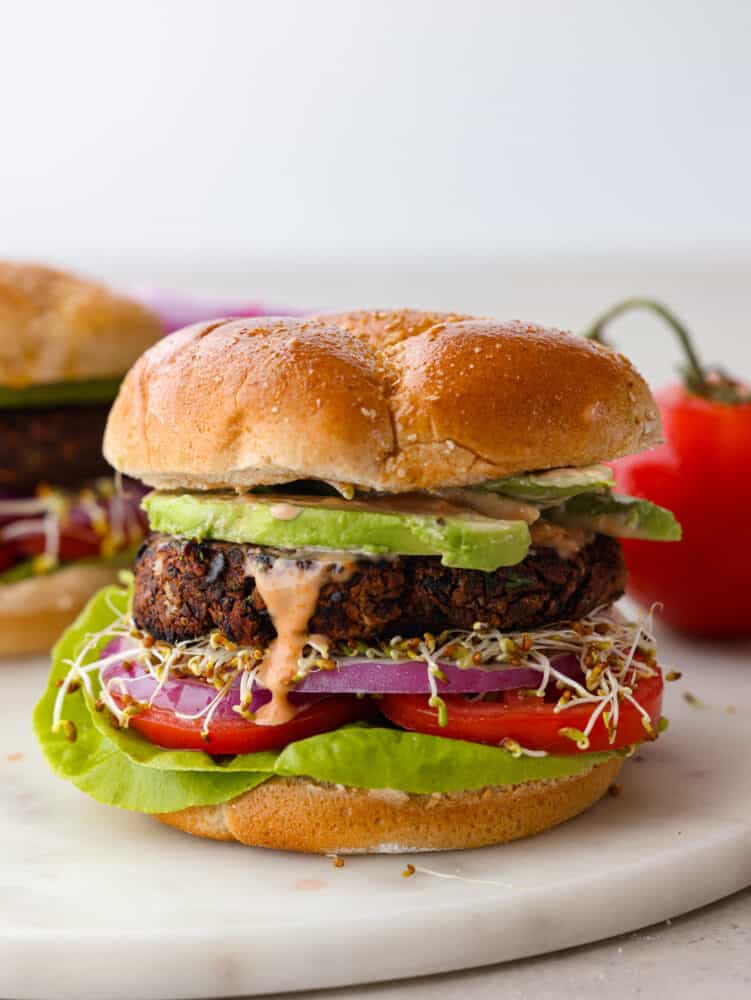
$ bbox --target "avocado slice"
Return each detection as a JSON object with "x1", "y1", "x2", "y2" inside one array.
[
  {"x1": 479, "y1": 464, "x2": 615, "y2": 501},
  {"x1": 546, "y1": 492, "x2": 681, "y2": 541},
  {"x1": 0, "y1": 378, "x2": 122, "y2": 410},
  {"x1": 143, "y1": 492, "x2": 532, "y2": 571}
]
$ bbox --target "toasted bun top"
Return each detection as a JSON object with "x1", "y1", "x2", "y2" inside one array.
[
  {"x1": 0, "y1": 262, "x2": 163, "y2": 387},
  {"x1": 104, "y1": 310, "x2": 661, "y2": 492}
]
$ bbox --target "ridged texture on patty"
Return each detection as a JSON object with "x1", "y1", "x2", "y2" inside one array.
[
  {"x1": 0, "y1": 405, "x2": 111, "y2": 492},
  {"x1": 133, "y1": 533, "x2": 626, "y2": 645}
]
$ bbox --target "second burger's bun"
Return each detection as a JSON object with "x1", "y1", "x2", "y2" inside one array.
[
  {"x1": 0, "y1": 262, "x2": 163, "y2": 387},
  {"x1": 0, "y1": 562, "x2": 127, "y2": 656},
  {"x1": 104, "y1": 310, "x2": 661, "y2": 493},
  {"x1": 156, "y1": 759, "x2": 622, "y2": 853}
]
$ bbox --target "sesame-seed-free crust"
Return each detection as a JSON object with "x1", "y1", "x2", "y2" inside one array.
[
  {"x1": 0, "y1": 262, "x2": 162, "y2": 387},
  {"x1": 0, "y1": 563, "x2": 126, "y2": 656},
  {"x1": 104, "y1": 310, "x2": 661, "y2": 493},
  {"x1": 155, "y1": 760, "x2": 622, "y2": 853}
]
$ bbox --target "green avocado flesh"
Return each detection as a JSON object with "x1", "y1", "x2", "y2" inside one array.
[
  {"x1": 0, "y1": 377, "x2": 122, "y2": 410},
  {"x1": 33, "y1": 585, "x2": 623, "y2": 813},
  {"x1": 481, "y1": 464, "x2": 616, "y2": 501},
  {"x1": 143, "y1": 491, "x2": 532, "y2": 571},
  {"x1": 547, "y1": 493, "x2": 682, "y2": 541}
]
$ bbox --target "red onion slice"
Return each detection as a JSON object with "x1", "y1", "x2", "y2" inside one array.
[
  {"x1": 103, "y1": 663, "x2": 269, "y2": 720},
  {"x1": 292, "y1": 659, "x2": 544, "y2": 694},
  {"x1": 0, "y1": 486, "x2": 147, "y2": 535},
  {"x1": 134, "y1": 292, "x2": 302, "y2": 334},
  {"x1": 100, "y1": 639, "x2": 312, "y2": 719},
  {"x1": 98, "y1": 639, "x2": 582, "y2": 721}
]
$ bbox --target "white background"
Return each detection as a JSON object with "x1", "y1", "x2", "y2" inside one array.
[{"x1": 1, "y1": 0, "x2": 750, "y2": 258}]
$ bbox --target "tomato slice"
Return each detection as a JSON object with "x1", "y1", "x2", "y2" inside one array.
[
  {"x1": 379, "y1": 670, "x2": 663, "y2": 753},
  {"x1": 125, "y1": 695, "x2": 372, "y2": 754},
  {"x1": 0, "y1": 544, "x2": 16, "y2": 573},
  {"x1": 16, "y1": 527, "x2": 102, "y2": 562}
]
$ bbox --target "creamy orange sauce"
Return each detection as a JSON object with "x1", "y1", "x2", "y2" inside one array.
[
  {"x1": 226, "y1": 489, "x2": 541, "y2": 524},
  {"x1": 581, "y1": 513, "x2": 634, "y2": 537},
  {"x1": 269, "y1": 502, "x2": 302, "y2": 521},
  {"x1": 438, "y1": 488, "x2": 540, "y2": 524},
  {"x1": 248, "y1": 556, "x2": 353, "y2": 724},
  {"x1": 307, "y1": 632, "x2": 330, "y2": 651},
  {"x1": 248, "y1": 492, "x2": 473, "y2": 519},
  {"x1": 530, "y1": 521, "x2": 592, "y2": 559}
]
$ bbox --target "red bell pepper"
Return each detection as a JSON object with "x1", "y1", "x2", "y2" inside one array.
[{"x1": 584, "y1": 298, "x2": 751, "y2": 637}]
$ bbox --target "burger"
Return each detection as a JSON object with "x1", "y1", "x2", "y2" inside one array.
[
  {"x1": 0, "y1": 262, "x2": 162, "y2": 655},
  {"x1": 35, "y1": 310, "x2": 680, "y2": 852}
]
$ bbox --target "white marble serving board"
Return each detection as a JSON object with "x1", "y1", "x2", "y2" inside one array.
[{"x1": 2, "y1": 616, "x2": 750, "y2": 1000}]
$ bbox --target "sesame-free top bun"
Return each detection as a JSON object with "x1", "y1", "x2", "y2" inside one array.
[
  {"x1": 0, "y1": 262, "x2": 162, "y2": 387},
  {"x1": 104, "y1": 310, "x2": 661, "y2": 492},
  {"x1": 156, "y1": 759, "x2": 622, "y2": 853}
]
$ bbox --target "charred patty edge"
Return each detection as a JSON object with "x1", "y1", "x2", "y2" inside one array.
[
  {"x1": 0, "y1": 404, "x2": 112, "y2": 492},
  {"x1": 132, "y1": 533, "x2": 627, "y2": 646}
]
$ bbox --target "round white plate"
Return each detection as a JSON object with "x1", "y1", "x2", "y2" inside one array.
[{"x1": 2, "y1": 618, "x2": 750, "y2": 1000}]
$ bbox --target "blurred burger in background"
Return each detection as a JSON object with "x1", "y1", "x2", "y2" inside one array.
[{"x1": 0, "y1": 262, "x2": 162, "y2": 655}]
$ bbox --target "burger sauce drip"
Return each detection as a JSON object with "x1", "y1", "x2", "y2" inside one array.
[
  {"x1": 247, "y1": 557, "x2": 353, "y2": 725},
  {"x1": 530, "y1": 521, "x2": 592, "y2": 559}
]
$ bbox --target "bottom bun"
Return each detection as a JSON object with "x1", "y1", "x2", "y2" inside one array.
[
  {"x1": 0, "y1": 563, "x2": 124, "y2": 656},
  {"x1": 156, "y1": 759, "x2": 622, "y2": 853}
]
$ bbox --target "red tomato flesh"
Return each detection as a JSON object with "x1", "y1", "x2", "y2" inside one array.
[
  {"x1": 613, "y1": 383, "x2": 751, "y2": 636},
  {"x1": 125, "y1": 694, "x2": 372, "y2": 754},
  {"x1": 16, "y1": 527, "x2": 102, "y2": 562},
  {"x1": 0, "y1": 544, "x2": 16, "y2": 573},
  {"x1": 379, "y1": 670, "x2": 663, "y2": 753}
]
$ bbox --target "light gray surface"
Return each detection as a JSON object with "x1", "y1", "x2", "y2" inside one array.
[
  {"x1": 5, "y1": 603, "x2": 750, "y2": 999},
  {"x1": 3, "y1": 256, "x2": 750, "y2": 999},
  {"x1": 261, "y1": 888, "x2": 751, "y2": 1000}
]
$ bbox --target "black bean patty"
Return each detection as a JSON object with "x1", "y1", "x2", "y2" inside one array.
[
  {"x1": 133, "y1": 533, "x2": 627, "y2": 645},
  {"x1": 0, "y1": 405, "x2": 112, "y2": 492}
]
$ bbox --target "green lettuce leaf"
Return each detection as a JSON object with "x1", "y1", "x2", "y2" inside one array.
[
  {"x1": 33, "y1": 583, "x2": 268, "y2": 811},
  {"x1": 34, "y1": 584, "x2": 623, "y2": 814},
  {"x1": 86, "y1": 693, "x2": 280, "y2": 774},
  {"x1": 0, "y1": 377, "x2": 122, "y2": 410},
  {"x1": 91, "y1": 701, "x2": 615, "y2": 793},
  {"x1": 0, "y1": 560, "x2": 38, "y2": 584},
  {"x1": 272, "y1": 724, "x2": 618, "y2": 793}
]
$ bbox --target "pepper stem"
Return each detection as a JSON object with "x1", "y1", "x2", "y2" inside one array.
[{"x1": 583, "y1": 297, "x2": 708, "y2": 389}]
